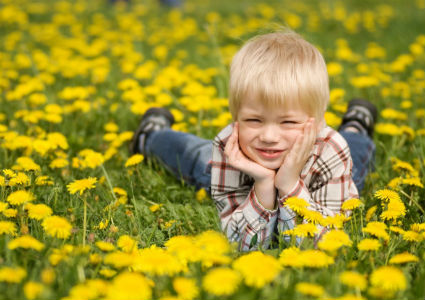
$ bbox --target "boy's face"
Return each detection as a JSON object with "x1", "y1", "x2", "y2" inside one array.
[{"x1": 237, "y1": 95, "x2": 312, "y2": 170}]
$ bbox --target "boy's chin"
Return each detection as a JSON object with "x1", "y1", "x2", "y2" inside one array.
[{"x1": 256, "y1": 158, "x2": 284, "y2": 170}]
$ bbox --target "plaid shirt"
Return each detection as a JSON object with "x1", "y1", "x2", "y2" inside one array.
[{"x1": 210, "y1": 123, "x2": 359, "y2": 251}]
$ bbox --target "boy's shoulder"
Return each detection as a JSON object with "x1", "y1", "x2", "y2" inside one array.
[{"x1": 312, "y1": 125, "x2": 351, "y2": 161}]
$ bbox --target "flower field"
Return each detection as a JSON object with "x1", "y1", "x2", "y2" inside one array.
[{"x1": 1, "y1": 0, "x2": 425, "y2": 299}]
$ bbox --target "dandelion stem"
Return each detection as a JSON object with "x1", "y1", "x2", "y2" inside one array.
[
  {"x1": 83, "y1": 197, "x2": 87, "y2": 247},
  {"x1": 101, "y1": 164, "x2": 119, "y2": 222},
  {"x1": 101, "y1": 165, "x2": 118, "y2": 203},
  {"x1": 399, "y1": 189, "x2": 424, "y2": 214}
]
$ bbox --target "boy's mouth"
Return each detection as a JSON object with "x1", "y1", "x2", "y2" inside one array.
[{"x1": 256, "y1": 148, "x2": 284, "y2": 159}]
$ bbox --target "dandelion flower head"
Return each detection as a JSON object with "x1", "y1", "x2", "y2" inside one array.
[
  {"x1": 232, "y1": 251, "x2": 281, "y2": 288},
  {"x1": 67, "y1": 177, "x2": 97, "y2": 195},
  {"x1": 202, "y1": 267, "x2": 241, "y2": 296}
]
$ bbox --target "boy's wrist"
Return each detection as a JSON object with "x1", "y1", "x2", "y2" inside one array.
[
  {"x1": 254, "y1": 179, "x2": 276, "y2": 210},
  {"x1": 277, "y1": 178, "x2": 299, "y2": 197}
]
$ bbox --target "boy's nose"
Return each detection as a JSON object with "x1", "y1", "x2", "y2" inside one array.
[{"x1": 259, "y1": 124, "x2": 279, "y2": 143}]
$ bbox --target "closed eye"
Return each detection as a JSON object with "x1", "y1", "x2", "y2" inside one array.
[
  {"x1": 245, "y1": 119, "x2": 261, "y2": 122},
  {"x1": 281, "y1": 121, "x2": 298, "y2": 124}
]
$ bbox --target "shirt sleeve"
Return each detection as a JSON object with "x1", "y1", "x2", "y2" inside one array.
[{"x1": 210, "y1": 125, "x2": 278, "y2": 251}]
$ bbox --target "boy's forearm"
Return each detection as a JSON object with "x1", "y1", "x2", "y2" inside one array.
[{"x1": 254, "y1": 178, "x2": 277, "y2": 210}]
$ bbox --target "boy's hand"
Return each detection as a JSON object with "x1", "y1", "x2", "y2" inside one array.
[
  {"x1": 224, "y1": 122, "x2": 275, "y2": 182},
  {"x1": 225, "y1": 122, "x2": 277, "y2": 210},
  {"x1": 275, "y1": 118, "x2": 317, "y2": 196}
]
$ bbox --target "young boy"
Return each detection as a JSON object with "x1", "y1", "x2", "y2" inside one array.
[{"x1": 130, "y1": 31, "x2": 377, "y2": 250}]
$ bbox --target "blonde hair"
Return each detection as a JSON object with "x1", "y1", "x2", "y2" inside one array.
[{"x1": 229, "y1": 31, "x2": 329, "y2": 121}]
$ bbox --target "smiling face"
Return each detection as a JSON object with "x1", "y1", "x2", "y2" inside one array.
[{"x1": 237, "y1": 95, "x2": 312, "y2": 170}]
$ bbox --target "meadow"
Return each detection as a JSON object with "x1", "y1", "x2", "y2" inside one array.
[{"x1": 0, "y1": 0, "x2": 425, "y2": 299}]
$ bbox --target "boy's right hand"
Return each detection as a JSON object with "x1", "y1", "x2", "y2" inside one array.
[{"x1": 224, "y1": 122, "x2": 275, "y2": 183}]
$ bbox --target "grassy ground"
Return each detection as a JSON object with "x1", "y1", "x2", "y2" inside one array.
[{"x1": 0, "y1": 0, "x2": 425, "y2": 299}]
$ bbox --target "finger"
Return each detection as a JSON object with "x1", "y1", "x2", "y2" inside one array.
[
  {"x1": 307, "y1": 118, "x2": 317, "y2": 148},
  {"x1": 297, "y1": 119, "x2": 314, "y2": 160},
  {"x1": 287, "y1": 132, "x2": 304, "y2": 162},
  {"x1": 225, "y1": 123, "x2": 238, "y2": 152}
]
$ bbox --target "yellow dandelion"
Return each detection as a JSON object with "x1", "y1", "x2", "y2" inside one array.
[
  {"x1": 133, "y1": 246, "x2": 185, "y2": 276},
  {"x1": 295, "y1": 282, "x2": 325, "y2": 297},
  {"x1": 357, "y1": 238, "x2": 381, "y2": 251},
  {"x1": 49, "y1": 158, "x2": 69, "y2": 169},
  {"x1": 0, "y1": 220, "x2": 17, "y2": 235},
  {"x1": 165, "y1": 235, "x2": 201, "y2": 264},
  {"x1": 99, "y1": 268, "x2": 117, "y2": 278},
  {"x1": 202, "y1": 267, "x2": 241, "y2": 296},
  {"x1": 78, "y1": 149, "x2": 105, "y2": 169},
  {"x1": 410, "y1": 223, "x2": 425, "y2": 232},
  {"x1": 284, "y1": 222, "x2": 318, "y2": 238},
  {"x1": 324, "y1": 213, "x2": 349, "y2": 229},
  {"x1": 0, "y1": 202, "x2": 8, "y2": 213},
  {"x1": 387, "y1": 177, "x2": 402, "y2": 190},
  {"x1": 341, "y1": 198, "x2": 363, "y2": 210},
  {"x1": 104, "y1": 272, "x2": 153, "y2": 300},
  {"x1": 365, "y1": 205, "x2": 377, "y2": 221},
  {"x1": 117, "y1": 235, "x2": 138, "y2": 253},
  {"x1": 370, "y1": 266, "x2": 406, "y2": 292},
  {"x1": 196, "y1": 188, "x2": 208, "y2": 202},
  {"x1": 0, "y1": 266, "x2": 27, "y2": 283},
  {"x1": 300, "y1": 249, "x2": 335, "y2": 268},
  {"x1": 3, "y1": 208, "x2": 18, "y2": 218},
  {"x1": 104, "y1": 251, "x2": 134, "y2": 268},
  {"x1": 149, "y1": 203, "x2": 162, "y2": 213},
  {"x1": 374, "y1": 189, "x2": 401, "y2": 202},
  {"x1": 318, "y1": 230, "x2": 352, "y2": 252},
  {"x1": 9, "y1": 172, "x2": 30, "y2": 186},
  {"x1": 362, "y1": 222, "x2": 389, "y2": 241},
  {"x1": 89, "y1": 253, "x2": 102, "y2": 265},
  {"x1": 41, "y1": 268, "x2": 55, "y2": 284},
  {"x1": 389, "y1": 226, "x2": 406, "y2": 234},
  {"x1": 391, "y1": 158, "x2": 416, "y2": 173},
  {"x1": 300, "y1": 209, "x2": 326, "y2": 225},
  {"x1": 173, "y1": 277, "x2": 199, "y2": 300},
  {"x1": 24, "y1": 281, "x2": 43, "y2": 300},
  {"x1": 67, "y1": 177, "x2": 97, "y2": 195},
  {"x1": 104, "y1": 122, "x2": 119, "y2": 132},
  {"x1": 279, "y1": 247, "x2": 303, "y2": 268},
  {"x1": 35, "y1": 175, "x2": 54, "y2": 186},
  {"x1": 15, "y1": 157, "x2": 41, "y2": 172},
  {"x1": 125, "y1": 154, "x2": 144, "y2": 167},
  {"x1": 194, "y1": 230, "x2": 232, "y2": 268},
  {"x1": 26, "y1": 203, "x2": 53, "y2": 220},
  {"x1": 402, "y1": 230, "x2": 423, "y2": 242},
  {"x1": 389, "y1": 252, "x2": 419, "y2": 264},
  {"x1": 8, "y1": 235, "x2": 45, "y2": 251},
  {"x1": 232, "y1": 251, "x2": 281, "y2": 288},
  {"x1": 401, "y1": 177, "x2": 424, "y2": 188},
  {"x1": 339, "y1": 271, "x2": 367, "y2": 291},
  {"x1": 42, "y1": 216, "x2": 72, "y2": 239},
  {"x1": 7, "y1": 190, "x2": 35, "y2": 205},
  {"x1": 96, "y1": 241, "x2": 115, "y2": 252},
  {"x1": 284, "y1": 196, "x2": 310, "y2": 213}
]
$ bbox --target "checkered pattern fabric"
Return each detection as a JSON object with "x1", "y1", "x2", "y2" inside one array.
[{"x1": 211, "y1": 123, "x2": 359, "y2": 251}]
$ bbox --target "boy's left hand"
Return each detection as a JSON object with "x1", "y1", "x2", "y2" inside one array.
[{"x1": 275, "y1": 118, "x2": 317, "y2": 196}]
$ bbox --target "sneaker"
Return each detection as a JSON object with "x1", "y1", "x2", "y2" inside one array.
[
  {"x1": 339, "y1": 98, "x2": 378, "y2": 138},
  {"x1": 129, "y1": 107, "x2": 175, "y2": 155}
]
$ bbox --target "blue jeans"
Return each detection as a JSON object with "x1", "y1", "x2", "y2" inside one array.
[{"x1": 144, "y1": 129, "x2": 375, "y2": 194}]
